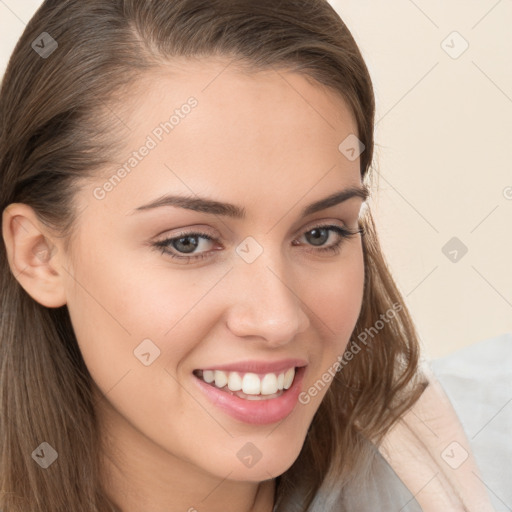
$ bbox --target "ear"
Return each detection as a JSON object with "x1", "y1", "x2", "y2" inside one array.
[{"x1": 2, "y1": 203, "x2": 67, "y2": 308}]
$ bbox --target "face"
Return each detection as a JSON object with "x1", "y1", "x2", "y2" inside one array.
[{"x1": 62, "y1": 58, "x2": 366, "y2": 484}]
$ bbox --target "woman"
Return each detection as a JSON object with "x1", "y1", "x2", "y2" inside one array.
[{"x1": 0, "y1": 1, "x2": 496, "y2": 511}]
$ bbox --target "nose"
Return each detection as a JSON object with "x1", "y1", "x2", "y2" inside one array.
[{"x1": 224, "y1": 249, "x2": 310, "y2": 347}]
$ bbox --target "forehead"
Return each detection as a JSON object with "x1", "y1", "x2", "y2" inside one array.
[
  {"x1": 130, "y1": 56, "x2": 358, "y2": 139},
  {"x1": 83, "y1": 57, "x2": 362, "y2": 219}
]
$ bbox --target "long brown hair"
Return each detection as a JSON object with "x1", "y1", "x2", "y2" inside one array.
[{"x1": 0, "y1": 1, "x2": 427, "y2": 510}]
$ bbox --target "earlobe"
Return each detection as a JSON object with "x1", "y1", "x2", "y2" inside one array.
[{"x1": 1, "y1": 203, "x2": 67, "y2": 308}]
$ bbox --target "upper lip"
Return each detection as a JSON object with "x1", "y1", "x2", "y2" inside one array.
[{"x1": 197, "y1": 358, "x2": 308, "y2": 374}]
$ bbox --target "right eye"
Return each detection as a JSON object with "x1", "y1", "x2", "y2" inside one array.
[{"x1": 152, "y1": 230, "x2": 218, "y2": 262}]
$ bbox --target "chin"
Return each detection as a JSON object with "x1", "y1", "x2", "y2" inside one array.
[{"x1": 214, "y1": 432, "x2": 307, "y2": 483}]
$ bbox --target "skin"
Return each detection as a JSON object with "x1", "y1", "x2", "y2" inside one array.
[{"x1": 2, "y1": 57, "x2": 366, "y2": 512}]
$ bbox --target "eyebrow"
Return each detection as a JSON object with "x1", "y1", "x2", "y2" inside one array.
[{"x1": 129, "y1": 185, "x2": 369, "y2": 219}]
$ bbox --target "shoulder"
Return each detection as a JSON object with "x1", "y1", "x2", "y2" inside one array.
[
  {"x1": 341, "y1": 445, "x2": 425, "y2": 512},
  {"x1": 377, "y1": 354, "x2": 499, "y2": 512},
  {"x1": 430, "y1": 333, "x2": 512, "y2": 512}
]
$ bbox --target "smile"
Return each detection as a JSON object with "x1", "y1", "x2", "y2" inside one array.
[
  {"x1": 192, "y1": 359, "x2": 307, "y2": 424},
  {"x1": 193, "y1": 368, "x2": 296, "y2": 400}
]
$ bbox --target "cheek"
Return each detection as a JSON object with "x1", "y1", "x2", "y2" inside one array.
[
  {"x1": 314, "y1": 244, "x2": 365, "y2": 342},
  {"x1": 63, "y1": 247, "x2": 214, "y2": 449},
  {"x1": 63, "y1": 239, "x2": 205, "y2": 396},
  {"x1": 301, "y1": 244, "x2": 365, "y2": 394}
]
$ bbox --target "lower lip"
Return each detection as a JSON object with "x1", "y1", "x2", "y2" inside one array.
[{"x1": 193, "y1": 367, "x2": 306, "y2": 425}]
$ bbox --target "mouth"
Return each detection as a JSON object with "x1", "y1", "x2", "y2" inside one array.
[
  {"x1": 191, "y1": 359, "x2": 308, "y2": 424},
  {"x1": 192, "y1": 367, "x2": 297, "y2": 401}
]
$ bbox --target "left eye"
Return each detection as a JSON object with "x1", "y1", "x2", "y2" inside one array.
[{"x1": 152, "y1": 224, "x2": 362, "y2": 263}]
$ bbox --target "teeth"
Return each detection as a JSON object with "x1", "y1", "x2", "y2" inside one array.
[
  {"x1": 198, "y1": 367, "x2": 296, "y2": 396},
  {"x1": 227, "y1": 372, "x2": 243, "y2": 392},
  {"x1": 242, "y1": 373, "x2": 261, "y2": 395},
  {"x1": 214, "y1": 370, "x2": 228, "y2": 388},
  {"x1": 261, "y1": 373, "x2": 278, "y2": 395},
  {"x1": 283, "y1": 368, "x2": 295, "y2": 390},
  {"x1": 203, "y1": 370, "x2": 215, "y2": 384},
  {"x1": 277, "y1": 373, "x2": 285, "y2": 391}
]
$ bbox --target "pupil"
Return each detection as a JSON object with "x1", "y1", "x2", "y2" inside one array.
[
  {"x1": 307, "y1": 228, "x2": 328, "y2": 246},
  {"x1": 175, "y1": 236, "x2": 199, "y2": 254}
]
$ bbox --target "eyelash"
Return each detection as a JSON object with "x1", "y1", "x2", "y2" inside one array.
[{"x1": 151, "y1": 224, "x2": 363, "y2": 263}]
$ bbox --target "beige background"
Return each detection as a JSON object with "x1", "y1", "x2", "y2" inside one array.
[{"x1": 1, "y1": 1, "x2": 511, "y2": 358}]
